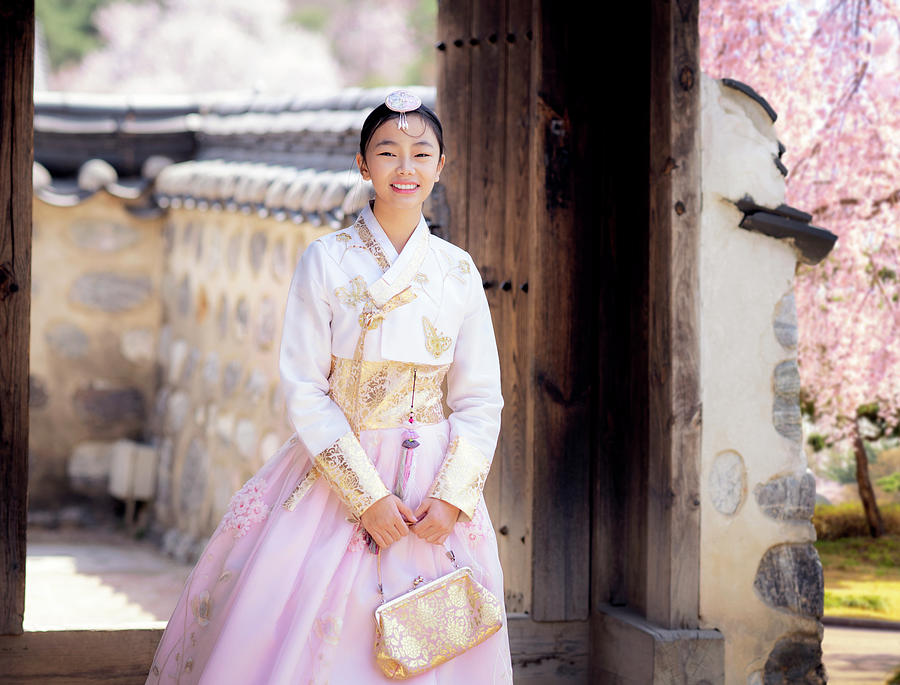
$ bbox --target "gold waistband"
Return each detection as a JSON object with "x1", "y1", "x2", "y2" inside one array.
[{"x1": 328, "y1": 356, "x2": 449, "y2": 433}]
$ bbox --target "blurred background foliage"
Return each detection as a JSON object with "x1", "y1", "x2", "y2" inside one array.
[{"x1": 35, "y1": 0, "x2": 438, "y2": 92}]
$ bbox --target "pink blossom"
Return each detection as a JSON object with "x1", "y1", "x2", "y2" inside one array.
[
  {"x1": 222, "y1": 476, "x2": 270, "y2": 539},
  {"x1": 701, "y1": 0, "x2": 900, "y2": 441}
]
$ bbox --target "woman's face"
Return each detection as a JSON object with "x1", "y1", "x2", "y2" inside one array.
[{"x1": 357, "y1": 114, "x2": 445, "y2": 213}]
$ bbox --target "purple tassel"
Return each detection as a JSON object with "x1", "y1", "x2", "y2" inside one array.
[{"x1": 393, "y1": 420, "x2": 419, "y2": 499}]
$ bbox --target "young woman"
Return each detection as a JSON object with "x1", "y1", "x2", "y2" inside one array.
[{"x1": 146, "y1": 91, "x2": 513, "y2": 683}]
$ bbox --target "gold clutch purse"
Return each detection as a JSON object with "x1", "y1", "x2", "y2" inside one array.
[{"x1": 373, "y1": 549, "x2": 504, "y2": 679}]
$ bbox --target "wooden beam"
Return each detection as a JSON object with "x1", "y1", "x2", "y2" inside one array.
[
  {"x1": 0, "y1": 629, "x2": 162, "y2": 684},
  {"x1": 646, "y1": 0, "x2": 702, "y2": 629},
  {"x1": 0, "y1": 2, "x2": 34, "y2": 637},
  {"x1": 0, "y1": 620, "x2": 590, "y2": 684},
  {"x1": 592, "y1": 605, "x2": 723, "y2": 683},
  {"x1": 509, "y1": 616, "x2": 589, "y2": 683}
]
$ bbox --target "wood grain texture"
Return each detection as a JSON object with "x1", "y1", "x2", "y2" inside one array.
[
  {"x1": 591, "y1": 605, "x2": 724, "y2": 684},
  {"x1": 589, "y1": 3, "x2": 652, "y2": 617},
  {"x1": 0, "y1": 629, "x2": 162, "y2": 684},
  {"x1": 646, "y1": 0, "x2": 702, "y2": 629},
  {"x1": 528, "y1": 0, "x2": 593, "y2": 622},
  {"x1": 437, "y1": 0, "x2": 535, "y2": 616},
  {"x1": 497, "y1": 0, "x2": 534, "y2": 616},
  {"x1": 509, "y1": 615, "x2": 589, "y2": 682},
  {"x1": 0, "y1": 3, "x2": 34, "y2": 637},
  {"x1": 466, "y1": 0, "x2": 507, "y2": 556}
]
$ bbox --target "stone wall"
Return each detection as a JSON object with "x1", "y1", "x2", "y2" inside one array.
[
  {"x1": 30, "y1": 193, "x2": 164, "y2": 506},
  {"x1": 151, "y1": 208, "x2": 328, "y2": 555},
  {"x1": 698, "y1": 73, "x2": 825, "y2": 684}
]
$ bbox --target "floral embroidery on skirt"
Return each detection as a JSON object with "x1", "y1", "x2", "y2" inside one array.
[
  {"x1": 458, "y1": 504, "x2": 490, "y2": 549},
  {"x1": 222, "y1": 476, "x2": 270, "y2": 538}
]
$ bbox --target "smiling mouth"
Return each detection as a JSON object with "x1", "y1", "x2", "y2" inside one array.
[{"x1": 391, "y1": 183, "x2": 419, "y2": 192}]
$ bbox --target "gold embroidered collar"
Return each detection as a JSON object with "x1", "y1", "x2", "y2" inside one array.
[{"x1": 358, "y1": 203, "x2": 431, "y2": 306}]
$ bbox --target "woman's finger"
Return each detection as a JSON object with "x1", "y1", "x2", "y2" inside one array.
[
  {"x1": 396, "y1": 500, "x2": 418, "y2": 524},
  {"x1": 413, "y1": 500, "x2": 431, "y2": 519}
]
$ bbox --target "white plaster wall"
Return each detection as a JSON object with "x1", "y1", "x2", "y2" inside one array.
[{"x1": 698, "y1": 74, "x2": 819, "y2": 683}]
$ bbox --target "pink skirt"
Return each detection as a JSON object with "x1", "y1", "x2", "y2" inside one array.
[{"x1": 146, "y1": 420, "x2": 513, "y2": 684}]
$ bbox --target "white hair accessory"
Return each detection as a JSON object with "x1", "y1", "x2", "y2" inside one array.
[{"x1": 385, "y1": 90, "x2": 423, "y2": 131}]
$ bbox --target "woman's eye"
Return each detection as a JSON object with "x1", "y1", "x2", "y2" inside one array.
[
  {"x1": 415, "y1": 153, "x2": 431, "y2": 158},
  {"x1": 378, "y1": 152, "x2": 395, "y2": 157}
]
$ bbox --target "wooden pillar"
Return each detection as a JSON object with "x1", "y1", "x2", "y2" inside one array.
[
  {"x1": 528, "y1": 0, "x2": 593, "y2": 622},
  {"x1": 646, "y1": 0, "x2": 702, "y2": 630},
  {"x1": 437, "y1": 0, "x2": 538, "y2": 618},
  {"x1": 0, "y1": 2, "x2": 34, "y2": 636}
]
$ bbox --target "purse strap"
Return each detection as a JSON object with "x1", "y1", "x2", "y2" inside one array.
[{"x1": 377, "y1": 546, "x2": 460, "y2": 605}]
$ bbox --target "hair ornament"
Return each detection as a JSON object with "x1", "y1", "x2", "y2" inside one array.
[{"x1": 385, "y1": 89, "x2": 422, "y2": 131}]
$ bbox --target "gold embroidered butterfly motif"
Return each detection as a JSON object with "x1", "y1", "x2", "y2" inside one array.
[
  {"x1": 334, "y1": 276, "x2": 371, "y2": 307},
  {"x1": 422, "y1": 316, "x2": 452, "y2": 358}
]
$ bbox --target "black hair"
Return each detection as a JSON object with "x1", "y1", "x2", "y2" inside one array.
[{"x1": 358, "y1": 102, "x2": 445, "y2": 159}]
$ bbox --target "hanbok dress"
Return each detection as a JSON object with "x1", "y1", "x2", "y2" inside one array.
[{"x1": 146, "y1": 203, "x2": 513, "y2": 684}]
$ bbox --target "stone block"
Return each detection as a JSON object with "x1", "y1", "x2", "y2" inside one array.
[
  {"x1": 773, "y1": 360, "x2": 801, "y2": 442},
  {"x1": 235, "y1": 419, "x2": 258, "y2": 459},
  {"x1": 216, "y1": 295, "x2": 229, "y2": 336},
  {"x1": 755, "y1": 471, "x2": 815, "y2": 521},
  {"x1": 73, "y1": 384, "x2": 146, "y2": 427},
  {"x1": 763, "y1": 633, "x2": 825, "y2": 684},
  {"x1": 120, "y1": 328, "x2": 154, "y2": 363},
  {"x1": 249, "y1": 231, "x2": 268, "y2": 272},
  {"x1": 235, "y1": 297, "x2": 249, "y2": 339},
  {"x1": 754, "y1": 544, "x2": 824, "y2": 618},
  {"x1": 708, "y1": 450, "x2": 746, "y2": 515},
  {"x1": 70, "y1": 219, "x2": 140, "y2": 252},
  {"x1": 165, "y1": 391, "x2": 190, "y2": 433},
  {"x1": 245, "y1": 369, "x2": 268, "y2": 403},
  {"x1": 167, "y1": 338, "x2": 189, "y2": 383},
  {"x1": 203, "y1": 352, "x2": 220, "y2": 391},
  {"x1": 70, "y1": 272, "x2": 152, "y2": 313},
  {"x1": 108, "y1": 439, "x2": 158, "y2": 501},
  {"x1": 68, "y1": 440, "x2": 115, "y2": 495},
  {"x1": 181, "y1": 347, "x2": 199, "y2": 383},
  {"x1": 179, "y1": 437, "x2": 208, "y2": 515},
  {"x1": 45, "y1": 321, "x2": 89, "y2": 358},
  {"x1": 773, "y1": 292, "x2": 798, "y2": 349},
  {"x1": 223, "y1": 361, "x2": 243, "y2": 396},
  {"x1": 177, "y1": 275, "x2": 192, "y2": 316},
  {"x1": 256, "y1": 297, "x2": 277, "y2": 348},
  {"x1": 30, "y1": 374, "x2": 49, "y2": 409},
  {"x1": 773, "y1": 360, "x2": 801, "y2": 396}
]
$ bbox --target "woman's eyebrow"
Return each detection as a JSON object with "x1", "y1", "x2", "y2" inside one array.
[{"x1": 374, "y1": 139, "x2": 434, "y2": 149}]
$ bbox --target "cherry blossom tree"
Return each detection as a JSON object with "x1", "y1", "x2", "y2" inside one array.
[
  {"x1": 700, "y1": 0, "x2": 900, "y2": 536},
  {"x1": 50, "y1": 0, "x2": 343, "y2": 94}
]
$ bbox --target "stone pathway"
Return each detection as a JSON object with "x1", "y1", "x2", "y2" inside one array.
[
  {"x1": 24, "y1": 527, "x2": 192, "y2": 630},
  {"x1": 24, "y1": 528, "x2": 900, "y2": 682},
  {"x1": 823, "y1": 625, "x2": 900, "y2": 684}
]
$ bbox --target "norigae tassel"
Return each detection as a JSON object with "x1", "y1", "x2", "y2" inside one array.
[{"x1": 393, "y1": 369, "x2": 420, "y2": 500}]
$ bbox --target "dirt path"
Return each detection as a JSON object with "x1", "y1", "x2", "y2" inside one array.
[{"x1": 823, "y1": 625, "x2": 900, "y2": 684}]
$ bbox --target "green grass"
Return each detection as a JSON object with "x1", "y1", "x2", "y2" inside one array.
[{"x1": 815, "y1": 534, "x2": 900, "y2": 620}]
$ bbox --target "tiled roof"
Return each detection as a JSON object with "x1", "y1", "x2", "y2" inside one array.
[
  {"x1": 33, "y1": 86, "x2": 435, "y2": 220},
  {"x1": 154, "y1": 160, "x2": 372, "y2": 228}
]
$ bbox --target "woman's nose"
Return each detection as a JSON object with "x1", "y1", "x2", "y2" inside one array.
[{"x1": 397, "y1": 157, "x2": 414, "y2": 174}]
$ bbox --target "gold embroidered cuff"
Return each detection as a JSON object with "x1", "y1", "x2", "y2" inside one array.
[
  {"x1": 427, "y1": 436, "x2": 491, "y2": 522},
  {"x1": 315, "y1": 432, "x2": 390, "y2": 519}
]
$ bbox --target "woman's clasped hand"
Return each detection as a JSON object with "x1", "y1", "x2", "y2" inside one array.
[{"x1": 359, "y1": 495, "x2": 461, "y2": 548}]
